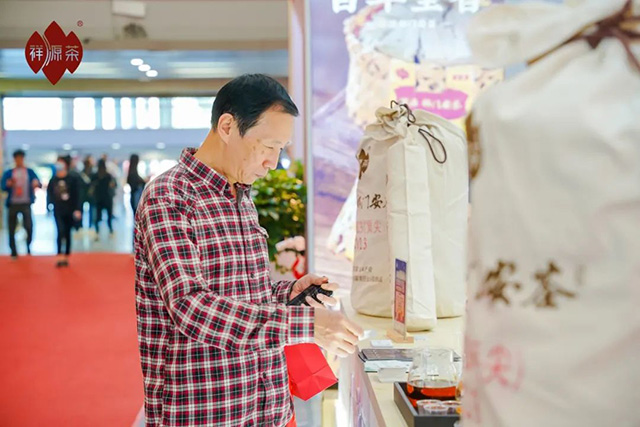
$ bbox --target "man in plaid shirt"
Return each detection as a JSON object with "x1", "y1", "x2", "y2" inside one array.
[{"x1": 134, "y1": 74, "x2": 363, "y2": 426}]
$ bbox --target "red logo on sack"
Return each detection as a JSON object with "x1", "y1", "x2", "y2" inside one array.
[{"x1": 25, "y1": 22, "x2": 83, "y2": 85}]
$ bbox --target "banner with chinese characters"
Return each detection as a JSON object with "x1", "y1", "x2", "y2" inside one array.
[
  {"x1": 25, "y1": 21, "x2": 83, "y2": 85},
  {"x1": 309, "y1": 0, "x2": 503, "y2": 287}
]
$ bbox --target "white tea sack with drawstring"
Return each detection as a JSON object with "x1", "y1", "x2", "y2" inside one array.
[
  {"x1": 350, "y1": 104, "x2": 468, "y2": 330},
  {"x1": 463, "y1": 1, "x2": 640, "y2": 426}
]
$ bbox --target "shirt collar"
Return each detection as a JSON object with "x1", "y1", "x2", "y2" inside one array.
[{"x1": 179, "y1": 148, "x2": 251, "y2": 201}]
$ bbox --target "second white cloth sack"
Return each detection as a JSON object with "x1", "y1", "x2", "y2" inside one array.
[{"x1": 351, "y1": 103, "x2": 469, "y2": 330}]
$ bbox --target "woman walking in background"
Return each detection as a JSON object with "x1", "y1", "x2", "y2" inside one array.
[
  {"x1": 126, "y1": 154, "x2": 147, "y2": 220},
  {"x1": 80, "y1": 155, "x2": 95, "y2": 232},
  {"x1": 92, "y1": 159, "x2": 116, "y2": 239},
  {"x1": 47, "y1": 155, "x2": 81, "y2": 267}
]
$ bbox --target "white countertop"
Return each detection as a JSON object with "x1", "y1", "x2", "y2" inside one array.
[{"x1": 338, "y1": 292, "x2": 465, "y2": 426}]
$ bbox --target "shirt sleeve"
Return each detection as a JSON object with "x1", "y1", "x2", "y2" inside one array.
[
  {"x1": 0, "y1": 171, "x2": 9, "y2": 192},
  {"x1": 71, "y1": 176, "x2": 82, "y2": 211},
  {"x1": 30, "y1": 169, "x2": 42, "y2": 187},
  {"x1": 272, "y1": 280, "x2": 295, "y2": 304},
  {"x1": 139, "y1": 196, "x2": 315, "y2": 352}
]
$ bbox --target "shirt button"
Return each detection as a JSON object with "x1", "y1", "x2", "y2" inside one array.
[
  {"x1": 260, "y1": 372, "x2": 267, "y2": 380},
  {"x1": 250, "y1": 273, "x2": 255, "y2": 279}
]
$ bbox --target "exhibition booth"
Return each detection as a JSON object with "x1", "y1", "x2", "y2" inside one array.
[{"x1": 288, "y1": 1, "x2": 640, "y2": 426}]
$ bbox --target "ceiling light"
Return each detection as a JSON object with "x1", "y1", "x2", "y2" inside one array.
[
  {"x1": 156, "y1": 142, "x2": 166, "y2": 149},
  {"x1": 138, "y1": 64, "x2": 151, "y2": 72},
  {"x1": 111, "y1": 143, "x2": 121, "y2": 150},
  {"x1": 146, "y1": 70, "x2": 158, "y2": 77},
  {"x1": 130, "y1": 58, "x2": 144, "y2": 66}
]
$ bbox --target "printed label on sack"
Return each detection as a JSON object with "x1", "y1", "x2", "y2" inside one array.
[{"x1": 393, "y1": 259, "x2": 408, "y2": 337}]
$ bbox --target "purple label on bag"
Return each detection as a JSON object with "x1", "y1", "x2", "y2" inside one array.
[{"x1": 394, "y1": 259, "x2": 407, "y2": 336}]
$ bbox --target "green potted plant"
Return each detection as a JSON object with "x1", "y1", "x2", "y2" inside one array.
[{"x1": 251, "y1": 161, "x2": 306, "y2": 275}]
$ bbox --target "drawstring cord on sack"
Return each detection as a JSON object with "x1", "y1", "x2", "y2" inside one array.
[
  {"x1": 569, "y1": 0, "x2": 640, "y2": 73},
  {"x1": 418, "y1": 128, "x2": 448, "y2": 165},
  {"x1": 389, "y1": 100, "x2": 448, "y2": 164},
  {"x1": 390, "y1": 100, "x2": 417, "y2": 124},
  {"x1": 531, "y1": 0, "x2": 640, "y2": 73}
]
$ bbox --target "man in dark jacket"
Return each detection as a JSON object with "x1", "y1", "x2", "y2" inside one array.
[
  {"x1": 47, "y1": 155, "x2": 82, "y2": 267},
  {"x1": 68, "y1": 156, "x2": 87, "y2": 231},
  {"x1": 1, "y1": 149, "x2": 42, "y2": 258}
]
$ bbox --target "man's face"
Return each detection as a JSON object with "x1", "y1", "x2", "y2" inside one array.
[
  {"x1": 14, "y1": 155, "x2": 25, "y2": 168},
  {"x1": 224, "y1": 108, "x2": 294, "y2": 185}
]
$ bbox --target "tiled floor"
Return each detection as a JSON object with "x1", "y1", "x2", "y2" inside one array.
[{"x1": 1, "y1": 198, "x2": 135, "y2": 256}]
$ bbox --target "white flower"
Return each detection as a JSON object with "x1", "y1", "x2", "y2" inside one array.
[
  {"x1": 275, "y1": 235, "x2": 306, "y2": 253},
  {"x1": 292, "y1": 236, "x2": 306, "y2": 252}
]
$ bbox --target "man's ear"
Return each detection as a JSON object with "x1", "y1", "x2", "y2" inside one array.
[{"x1": 216, "y1": 113, "x2": 234, "y2": 144}]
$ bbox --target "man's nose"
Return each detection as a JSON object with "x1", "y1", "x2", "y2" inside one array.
[{"x1": 264, "y1": 153, "x2": 279, "y2": 170}]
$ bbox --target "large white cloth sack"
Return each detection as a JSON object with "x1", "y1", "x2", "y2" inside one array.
[
  {"x1": 386, "y1": 124, "x2": 438, "y2": 331},
  {"x1": 463, "y1": 1, "x2": 640, "y2": 426},
  {"x1": 413, "y1": 110, "x2": 469, "y2": 319},
  {"x1": 350, "y1": 103, "x2": 468, "y2": 330}
]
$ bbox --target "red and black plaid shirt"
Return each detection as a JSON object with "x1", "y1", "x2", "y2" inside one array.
[{"x1": 134, "y1": 148, "x2": 314, "y2": 426}]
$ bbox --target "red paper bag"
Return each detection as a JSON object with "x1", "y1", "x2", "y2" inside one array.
[
  {"x1": 285, "y1": 411, "x2": 296, "y2": 427},
  {"x1": 284, "y1": 343, "x2": 337, "y2": 401}
]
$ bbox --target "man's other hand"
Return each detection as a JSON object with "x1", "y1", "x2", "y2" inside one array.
[
  {"x1": 289, "y1": 274, "x2": 338, "y2": 308},
  {"x1": 313, "y1": 309, "x2": 364, "y2": 358}
]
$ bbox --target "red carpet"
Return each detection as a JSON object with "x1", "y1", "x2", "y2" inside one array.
[{"x1": 0, "y1": 253, "x2": 144, "y2": 427}]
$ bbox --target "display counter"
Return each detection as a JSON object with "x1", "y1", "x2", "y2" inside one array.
[{"x1": 335, "y1": 294, "x2": 464, "y2": 427}]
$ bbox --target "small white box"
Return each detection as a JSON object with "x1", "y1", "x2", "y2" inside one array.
[{"x1": 370, "y1": 339, "x2": 393, "y2": 348}]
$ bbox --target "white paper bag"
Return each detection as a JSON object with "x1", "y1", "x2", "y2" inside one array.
[
  {"x1": 463, "y1": 1, "x2": 640, "y2": 426},
  {"x1": 351, "y1": 103, "x2": 469, "y2": 330}
]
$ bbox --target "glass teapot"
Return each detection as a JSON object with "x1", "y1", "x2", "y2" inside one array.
[{"x1": 407, "y1": 347, "x2": 459, "y2": 406}]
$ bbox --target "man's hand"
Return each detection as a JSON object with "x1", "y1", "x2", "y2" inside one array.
[
  {"x1": 314, "y1": 309, "x2": 364, "y2": 357},
  {"x1": 289, "y1": 274, "x2": 338, "y2": 308},
  {"x1": 5, "y1": 178, "x2": 13, "y2": 188},
  {"x1": 31, "y1": 179, "x2": 40, "y2": 189},
  {"x1": 73, "y1": 210, "x2": 82, "y2": 220}
]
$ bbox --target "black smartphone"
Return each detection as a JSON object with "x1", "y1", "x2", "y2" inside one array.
[{"x1": 286, "y1": 284, "x2": 333, "y2": 306}]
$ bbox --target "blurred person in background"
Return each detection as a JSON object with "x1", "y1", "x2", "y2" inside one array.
[
  {"x1": 80, "y1": 155, "x2": 95, "y2": 231},
  {"x1": 101, "y1": 153, "x2": 121, "y2": 186},
  {"x1": 127, "y1": 153, "x2": 148, "y2": 220},
  {"x1": 101, "y1": 152, "x2": 123, "y2": 220},
  {"x1": 47, "y1": 155, "x2": 81, "y2": 267},
  {"x1": 1, "y1": 149, "x2": 42, "y2": 259},
  {"x1": 92, "y1": 158, "x2": 116, "y2": 239},
  {"x1": 68, "y1": 156, "x2": 86, "y2": 232}
]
